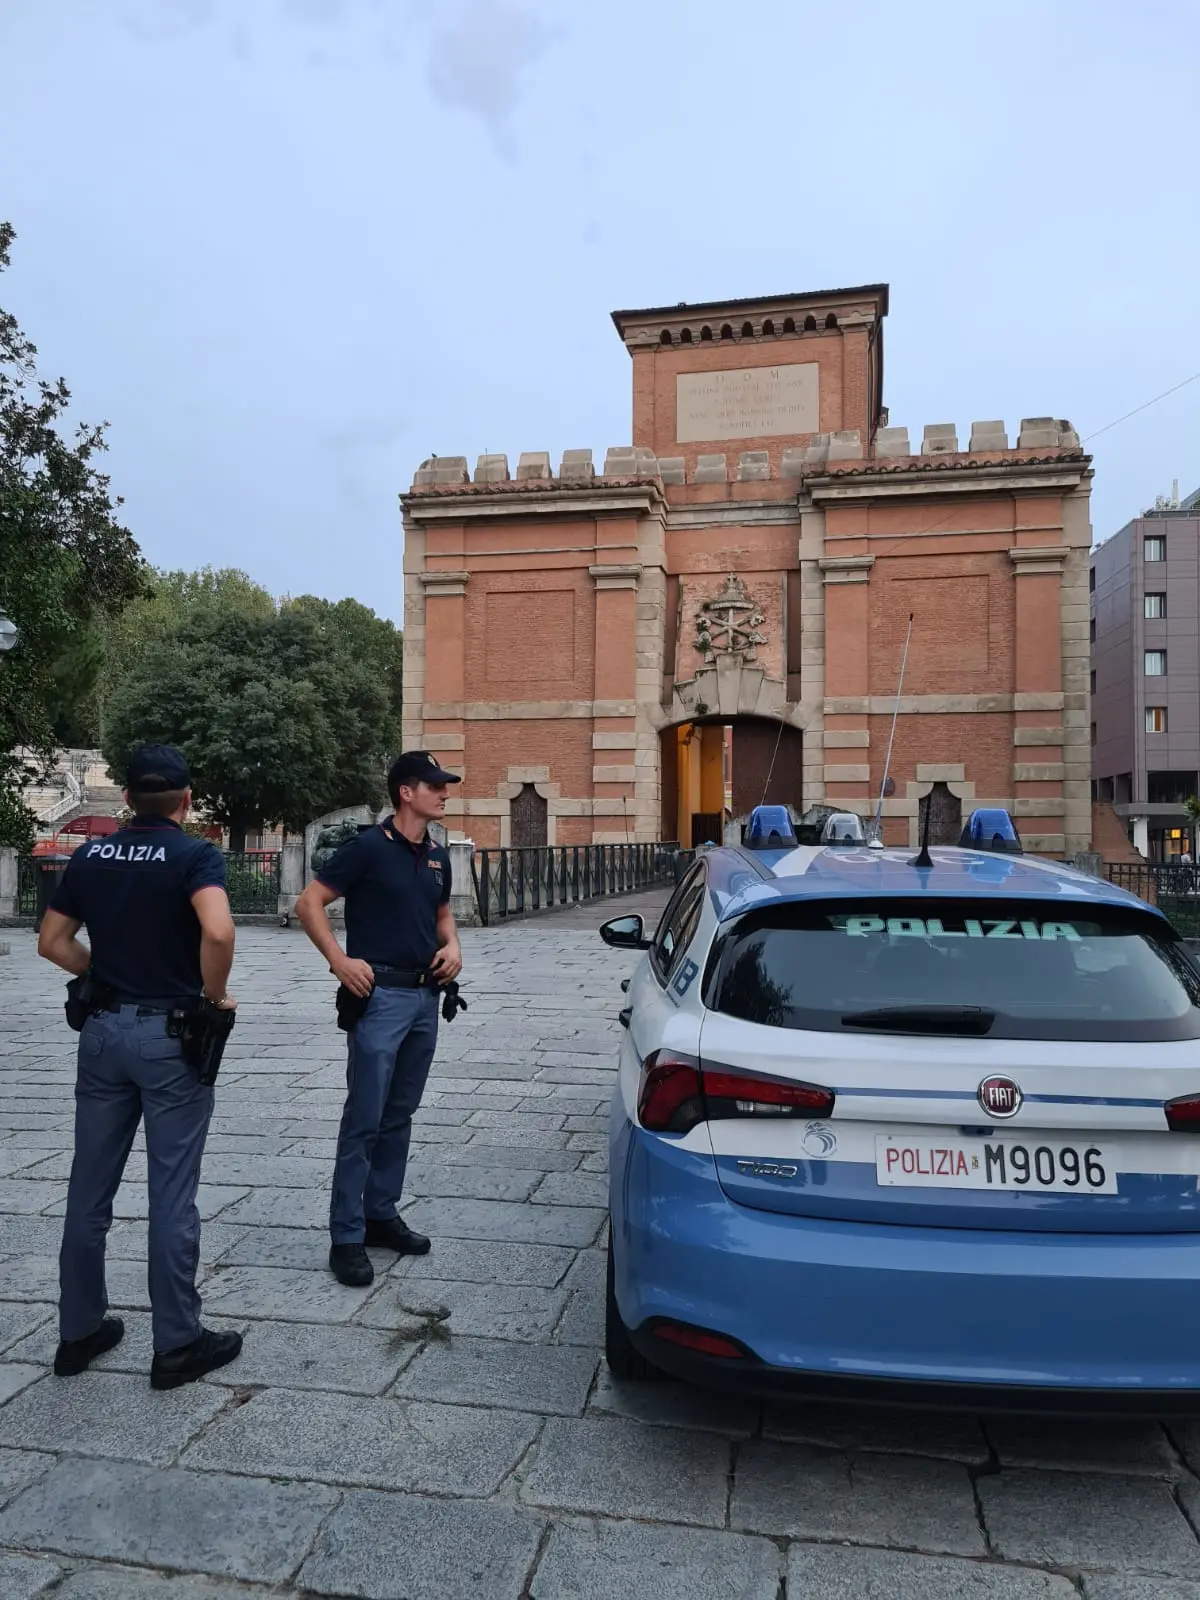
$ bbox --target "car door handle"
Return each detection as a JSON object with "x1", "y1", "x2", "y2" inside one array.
[
  {"x1": 620, "y1": 978, "x2": 631, "y2": 993},
  {"x1": 618, "y1": 1007, "x2": 632, "y2": 1029}
]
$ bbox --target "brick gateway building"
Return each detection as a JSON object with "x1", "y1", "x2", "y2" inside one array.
[{"x1": 401, "y1": 284, "x2": 1093, "y2": 855}]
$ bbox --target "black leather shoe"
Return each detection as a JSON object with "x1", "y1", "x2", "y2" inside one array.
[
  {"x1": 329, "y1": 1242, "x2": 375, "y2": 1286},
  {"x1": 364, "y1": 1216, "x2": 431, "y2": 1256},
  {"x1": 54, "y1": 1316, "x2": 124, "y2": 1377},
  {"x1": 150, "y1": 1327, "x2": 243, "y2": 1391}
]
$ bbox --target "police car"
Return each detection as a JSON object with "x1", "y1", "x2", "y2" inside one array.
[{"x1": 599, "y1": 805, "x2": 1200, "y2": 1411}]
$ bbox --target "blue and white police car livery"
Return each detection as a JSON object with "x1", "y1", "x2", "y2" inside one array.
[{"x1": 600, "y1": 805, "x2": 1200, "y2": 1410}]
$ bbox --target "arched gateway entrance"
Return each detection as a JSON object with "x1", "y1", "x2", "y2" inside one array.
[{"x1": 661, "y1": 717, "x2": 804, "y2": 846}]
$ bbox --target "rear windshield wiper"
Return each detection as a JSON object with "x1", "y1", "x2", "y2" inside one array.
[{"x1": 840, "y1": 1005, "x2": 996, "y2": 1036}]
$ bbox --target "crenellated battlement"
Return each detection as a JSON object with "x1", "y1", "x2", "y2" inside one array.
[{"x1": 407, "y1": 419, "x2": 1085, "y2": 493}]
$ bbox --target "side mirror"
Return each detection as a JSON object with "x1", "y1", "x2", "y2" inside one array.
[{"x1": 600, "y1": 914, "x2": 651, "y2": 950}]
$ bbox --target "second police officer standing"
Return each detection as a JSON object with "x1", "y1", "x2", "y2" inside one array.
[
  {"x1": 296, "y1": 751, "x2": 463, "y2": 1286},
  {"x1": 36, "y1": 745, "x2": 244, "y2": 1388}
]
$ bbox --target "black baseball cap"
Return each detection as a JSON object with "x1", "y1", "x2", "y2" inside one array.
[
  {"x1": 388, "y1": 751, "x2": 462, "y2": 788},
  {"x1": 125, "y1": 744, "x2": 192, "y2": 793}
]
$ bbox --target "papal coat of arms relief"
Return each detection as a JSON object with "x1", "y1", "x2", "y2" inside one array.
[{"x1": 694, "y1": 574, "x2": 768, "y2": 665}]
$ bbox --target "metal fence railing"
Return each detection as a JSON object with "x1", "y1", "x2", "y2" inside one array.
[
  {"x1": 16, "y1": 856, "x2": 38, "y2": 917},
  {"x1": 1106, "y1": 862, "x2": 1200, "y2": 938},
  {"x1": 223, "y1": 850, "x2": 281, "y2": 915},
  {"x1": 471, "y1": 843, "x2": 679, "y2": 927}
]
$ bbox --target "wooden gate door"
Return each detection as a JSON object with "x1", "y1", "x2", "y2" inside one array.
[
  {"x1": 919, "y1": 781, "x2": 962, "y2": 846},
  {"x1": 510, "y1": 784, "x2": 548, "y2": 849},
  {"x1": 732, "y1": 721, "x2": 803, "y2": 816}
]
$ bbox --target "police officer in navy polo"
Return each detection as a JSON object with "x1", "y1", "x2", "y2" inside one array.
[
  {"x1": 296, "y1": 751, "x2": 463, "y2": 1287},
  {"x1": 37, "y1": 745, "x2": 244, "y2": 1388}
]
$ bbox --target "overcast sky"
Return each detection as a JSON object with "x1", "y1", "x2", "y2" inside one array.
[{"x1": 2, "y1": 0, "x2": 1197, "y2": 622}]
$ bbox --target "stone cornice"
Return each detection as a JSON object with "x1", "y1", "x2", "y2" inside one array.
[
  {"x1": 1009, "y1": 544, "x2": 1070, "y2": 576},
  {"x1": 819, "y1": 555, "x2": 875, "y2": 585},
  {"x1": 589, "y1": 563, "x2": 643, "y2": 590},
  {"x1": 804, "y1": 458, "x2": 1091, "y2": 504},
  {"x1": 401, "y1": 482, "x2": 667, "y2": 524},
  {"x1": 418, "y1": 570, "x2": 470, "y2": 596}
]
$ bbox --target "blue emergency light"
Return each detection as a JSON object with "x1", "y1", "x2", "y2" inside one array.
[
  {"x1": 959, "y1": 807, "x2": 1023, "y2": 854},
  {"x1": 744, "y1": 805, "x2": 798, "y2": 850}
]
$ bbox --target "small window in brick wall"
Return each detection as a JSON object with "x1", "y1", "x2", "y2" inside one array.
[
  {"x1": 1146, "y1": 650, "x2": 1167, "y2": 676},
  {"x1": 1145, "y1": 592, "x2": 1166, "y2": 619},
  {"x1": 1145, "y1": 535, "x2": 1166, "y2": 562},
  {"x1": 1146, "y1": 707, "x2": 1168, "y2": 735}
]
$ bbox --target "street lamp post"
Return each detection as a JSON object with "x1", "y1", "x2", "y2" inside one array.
[{"x1": 0, "y1": 608, "x2": 17, "y2": 655}]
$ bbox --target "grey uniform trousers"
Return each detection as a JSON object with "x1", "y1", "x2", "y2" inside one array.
[
  {"x1": 330, "y1": 985, "x2": 439, "y2": 1244},
  {"x1": 59, "y1": 1007, "x2": 214, "y2": 1353}
]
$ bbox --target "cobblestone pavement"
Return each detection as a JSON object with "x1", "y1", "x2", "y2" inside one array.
[{"x1": 2, "y1": 903, "x2": 1200, "y2": 1598}]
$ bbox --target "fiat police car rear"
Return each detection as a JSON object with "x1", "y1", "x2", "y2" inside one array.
[{"x1": 602, "y1": 806, "x2": 1200, "y2": 1409}]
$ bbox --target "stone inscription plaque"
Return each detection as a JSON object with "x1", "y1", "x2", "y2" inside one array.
[{"x1": 676, "y1": 363, "x2": 819, "y2": 443}]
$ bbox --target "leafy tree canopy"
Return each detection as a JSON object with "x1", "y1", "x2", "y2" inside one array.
[
  {"x1": 0, "y1": 221, "x2": 146, "y2": 846},
  {"x1": 103, "y1": 594, "x2": 403, "y2": 848}
]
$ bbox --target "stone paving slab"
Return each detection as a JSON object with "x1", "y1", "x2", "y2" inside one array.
[
  {"x1": 731, "y1": 1441, "x2": 985, "y2": 1556},
  {"x1": 0, "y1": 1370, "x2": 229, "y2": 1465},
  {"x1": 764, "y1": 1398, "x2": 990, "y2": 1463},
  {"x1": 204, "y1": 1316, "x2": 421, "y2": 1395},
  {"x1": 985, "y1": 1417, "x2": 1179, "y2": 1478},
  {"x1": 0, "y1": 1553, "x2": 61, "y2": 1599},
  {"x1": 0, "y1": 1303, "x2": 54, "y2": 1358},
  {"x1": 0, "y1": 1457, "x2": 339, "y2": 1582},
  {"x1": 787, "y1": 1545, "x2": 1079, "y2": 1596},
  {"x1": 298, "y1": 1490, "x2": 545, "y2": 1600},
  {"x1": 54, "y1": 1569, "x2": 264, "y2": 1599},
  {"x1": 977, "y1": 1468, "x2": 1200, "y2": 1576},
  {"x1": 531, "y1": 1517, "x2": 781, "y2": 1600},
  {"x1": 5, "y1": 915, "x2": 1200, "y2": 1592},
  {"x1": 520, "y1": 1415, "x2": 731, "y2": 1526},
  {"x1": 396, "y1": 1335, "x2": 599, "y2": 1414},
  {"x1": 200, "y1": 1263, "x2": 380, "y2": 1322},
  {"x1": 358, "y1": 1277, "x2": 569, "y2": 1342},
  {"x1": 182, "y1": 1386, "x2": 540, "y2": 1495},
  {"x1": 1080, "y1": 1577, "x2": 1200, "y2": 1599},
  {"x1": 394, "y1": 1237, "x2": 577, "y2": 1286},
  {"x1": 587, "y1": 1367, "x2": 759, "y2": 1436},
  {"x1": 0, "y1": 1447, "x2": 54, "y2": 1509}
]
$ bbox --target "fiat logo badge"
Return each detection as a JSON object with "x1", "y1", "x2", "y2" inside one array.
[{"x1": 978, "y1": 1076, "x2": 1022, "y2": 1119}]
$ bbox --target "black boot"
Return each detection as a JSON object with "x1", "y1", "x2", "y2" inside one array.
[
  {"x1": 150, "y1": 1327, "x2": 243, "y2": 1391},
  {"x1": 329, "y1": 1242, "x2": 375, "y2": 1286},
  {"x1": 364, "y1": 1216, "x2": 431, "y2": 1256},
  {"x1": 54, "y1": 1316, "x2": 125, "y2": 1377}
]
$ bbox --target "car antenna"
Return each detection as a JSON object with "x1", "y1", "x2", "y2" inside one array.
[
  {"x1": 909, "y1": 788, "x2": 934, "y2": 869},
  {"x1": 873, "y1": 612, "x2": 914, "y2": 846}
]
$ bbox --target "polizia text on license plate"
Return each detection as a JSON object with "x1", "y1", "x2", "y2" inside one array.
[{"x1": 875, "y1": 1135, "x2": 1117, "y2": 1194}]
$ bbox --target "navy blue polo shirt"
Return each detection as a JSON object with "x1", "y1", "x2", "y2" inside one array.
[
  {"x1": 316, "y1": 823, "x2": 451, "y2": 970},
  {"x1": 49, "y1": 816, "x2": 227, "y2": 1000}
]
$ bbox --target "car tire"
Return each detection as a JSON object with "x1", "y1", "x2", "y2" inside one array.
[{"x1": 605, "y1": 1235, "x2": 662, "y2": 1382}]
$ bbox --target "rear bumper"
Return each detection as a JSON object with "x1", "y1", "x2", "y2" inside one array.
[
  {"x1": 627, "y1": 1331, "x2": 1200, "y2": 1415},
  {"x1": 611, "y1": 1118, "x2": 1200, "y2": 1410}
]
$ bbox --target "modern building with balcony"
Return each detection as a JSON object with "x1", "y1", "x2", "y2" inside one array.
[{"x1": 1091, "y1": 483, "x2": 1200, "y2": 859}]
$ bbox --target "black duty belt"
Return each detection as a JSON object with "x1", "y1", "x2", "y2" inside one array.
[
  {"x1": 102, "y1": 996, "x2": 201, "y2": 1016},
  {"x1": 371, "y1": 968, "x2": 433, "y2": 989}
]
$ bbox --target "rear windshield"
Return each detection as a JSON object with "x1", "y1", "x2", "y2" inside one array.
[{"x1": 706, "y1": 897, "x2": 1200, "y2": 1042}]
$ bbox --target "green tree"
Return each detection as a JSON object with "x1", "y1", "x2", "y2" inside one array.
[
  {"x1": 0, "y1": 222, "x2": 146, "y2": 844},
  {"x1": 283, "y1": 593, "x2": 403, "y2": 749},
  {"x1": 95, "y1": 565, "x2": 275, "y2": 741},
  {"x1": 103, "y1": 600, "x2": 400, "y2": 849}
]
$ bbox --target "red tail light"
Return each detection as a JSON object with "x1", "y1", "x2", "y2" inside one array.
[
  {"x1": 1166, "y1": 1094, "x2": 1200, "y2": 1131},
  {"x1": 652, "y1": 1321, "x2": 748, "y2": 1360},
  {"x1": 637, "y1": 1052, "x2": 704, "y2": 1131},
  {"x1": 637, "y1": 1051, "x2": 835, "y2": 1133},
  {"x1": 703, "y1": 1071, "x2": 835, "y2": 1121}
]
